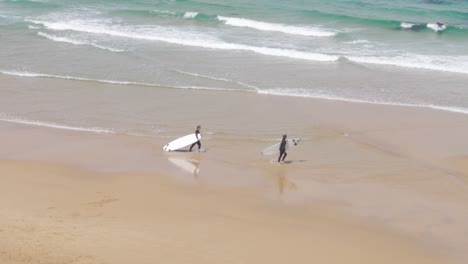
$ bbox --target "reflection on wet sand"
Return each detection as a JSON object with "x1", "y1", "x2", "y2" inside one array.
[
  {"x1": 261, "y1": 160, "x2": 298, "y2": 197},
  {"x1": 276, "y1": 166, "x2": 297, "y2": 196},
  {"x1": 168, "y1": 156, "x2": 200, "y2": 178}
]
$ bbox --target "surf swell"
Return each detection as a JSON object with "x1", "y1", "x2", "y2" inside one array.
[
  {"x1": 25, "y1": 18, "x2": 468, "y2": 74},
  {"x1": 112, "y1": 8, "x2": 336, "y2": 37},
  {"x1": 26, "y1": 19, "x2": 339, "y2": 62},
  {"x1": 216, "y1": 16, "x2": 336, "y2": 37},
  {"x1": 400, "y1": 22, "x2": 448, "y2": 32},
  {"x1": 183, "y1": 12, "x2": 198, "y2": 19},
  {"x1": 303, "y1": 9, "x2": 467, "y2": 35}
]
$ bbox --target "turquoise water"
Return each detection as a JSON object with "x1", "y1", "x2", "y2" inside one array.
[{"x1": 1, "y1": 0, "x2": 468, "y2": 119}]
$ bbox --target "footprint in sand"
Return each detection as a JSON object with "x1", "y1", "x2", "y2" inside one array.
[{"x1": 85, "y1": 197, "x2": 118, "y2": 208}]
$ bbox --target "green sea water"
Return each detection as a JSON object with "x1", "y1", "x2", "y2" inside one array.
[{"x1": 1, "y1": 0, "x2": 468, "y2": 115}]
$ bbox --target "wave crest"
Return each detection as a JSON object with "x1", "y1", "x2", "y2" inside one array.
[
  {"x1": 27, "y1": 19, "x2": 339, "y2": 62},
  {"x1": 216, "y1": 16, "x2": 336, "y2": 37}
]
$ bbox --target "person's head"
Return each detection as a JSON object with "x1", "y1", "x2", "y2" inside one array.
[
  {"x1": 197, "y1": 125, "x2": 201, "y2": 130},
  {"x1": 282, "y1": 134, "x2": 287, "y2": 140}
]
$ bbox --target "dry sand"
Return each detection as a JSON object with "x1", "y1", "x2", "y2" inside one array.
[{"x1": 0, "y1": 159, "x2": 460, "y2": 264}]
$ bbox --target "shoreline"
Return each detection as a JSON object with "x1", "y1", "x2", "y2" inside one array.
[{"x1": 1, "y1": 71, "x2": 468, "y2": 116}]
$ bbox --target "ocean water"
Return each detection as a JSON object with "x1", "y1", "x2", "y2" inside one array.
[{"x1": 1, "y1": 0, "x2": 468, "y2": 133}]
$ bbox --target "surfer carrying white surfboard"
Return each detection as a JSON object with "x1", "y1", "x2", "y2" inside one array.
[
  {"x1": 189, "y1": 125, "x2": 202, "y2": 152},
  {"x1": 278, "y1": 134, "x2": 287, "y2": 163}
]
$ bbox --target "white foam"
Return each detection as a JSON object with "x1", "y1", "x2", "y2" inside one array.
[
  {"x1": 152, "y1": 10, "x2": 176, "y2": 15},
  {"x1": 174, "y1": 69, "x2": 260, "y2": 90},
  {"x1": 27, "y1": 19, "x2": 338, "y2": 62},
  {"x1": 0, "y1": 113, "x2": 115, "y2": 133},
  {"x1": 183, "y1": 12, "x2": 198, "y2": 19},
  {"x1": 217, "y1": 16, "x2": 336, "y2": 37},
  {"x1": 257, "y1": 88, "x2": 468, "y2": 115},
  {"x1": 0, "y1": 70, "x2": 241, "y2": 92},
  {"x1": 427, "y1": 23, "x2": 446, "y2": 32},
  {"x1": 347, "y1": 54, "x2": 468, "y2": 75},
  {"x1": 28, "y1": 25, "x2": 40, "y2": 29},
  {"x1": 345, "y1": 39, "x2": 371, "y2": 44},
  {"x1": 37, "y1": 32, "x2": 124, "y2": 52},
  {"x1": 400, "y1": 22, "x2": 414, "y2": 29}
]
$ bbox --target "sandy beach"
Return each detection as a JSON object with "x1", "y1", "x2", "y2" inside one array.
[
  {"x1": 2, "y1": 0, "x2": 468, "y2": 262},
  {"x1": 0, "y1": 159, "x2": 462, "y2": 264},
  {"x1": 1, "y1": 75, "x2": 468, "y2": 263}
]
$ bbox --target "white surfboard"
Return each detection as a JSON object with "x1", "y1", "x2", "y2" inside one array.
[
  {"x1": 163, "y1": 133, "x2": 201, "y2": 152},
  {"x1": 261, "y1": 138, "x2": 301, "y2": 156}
]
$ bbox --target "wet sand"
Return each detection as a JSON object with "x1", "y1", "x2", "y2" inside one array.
[{"x1": 1, "y1": 75, "x2": 468, "y2": 263}]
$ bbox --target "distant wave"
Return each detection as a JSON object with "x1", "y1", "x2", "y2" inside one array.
[
  {"x1": 426, "y1": 23, "x2": 447, "y2": 32},
  {"x1": 115, "y1": 7, "x2": 467, "y2": 36},
  {"x1": 27, "y1": 19, "x2": 339, "y2": 62},
  {"x1": 400, "y1": 22, "x2": 447, "y2": 32},
  {"x1": 152, "y1": 9, "x2": 177, "y2": 15},
  {"x1": 400, "y1": 22, "x2": 414, "y2": 29},
  {"x1": 303, "y1": 9, "x2": 467, "y2": 35},
  {"x1": 0, "y1": 113, "x2": 116, "y2": 134},
  {"x1": 2, "y1": 0, "x2": 60, "y2": 8},
  {"x1": 183, "y1": 12, "x2": 198, "y2": 19},
  {"x1": 37, "y1": 32, "x2": 124, "y2": 52},
  {"x1": 112, "y1": 9, "x2": 335, "y2": 37},
  {"x1": 216, "y1": 16, "x2": 336, "y2": 37},
  {"x1": 258, "y1": 88, "x2": 468, "y2": 115},
  {"x1": 27, "y1": 19, "x2": 468, "y2": 75},
  {"x1": 0, "y1": 70, "x2": 241, "y2": 92},
  {"x1": 344, "y1": 39, "x2": 371, "y2": 44}
]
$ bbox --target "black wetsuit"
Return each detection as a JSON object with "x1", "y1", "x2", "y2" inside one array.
[
  {"x1": 189, "y1": 129, "x2": 201, "y2": 151},
  {"x1": 278, "y1": 138, "x2": 287, "y2": 162}
]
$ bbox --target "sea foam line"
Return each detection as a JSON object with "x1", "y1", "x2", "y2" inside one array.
[
  {"x1": 0, "y1": 70, "x2": 241, "y2": 92},
  {"x1": 37, "y1": 32, "x2": 124, "y2": 52},
  {"x1": 0, "y1": 113, "x2": 115, "y2": 133},
  {"x1": 258, "y1": 88, "x2": 468, "y2": 115},
  {"x1": 174, "y1": 69, "x2": 260, "y2": 90},
  {"x1": 1, "y1": 70, "x2": 467, "y2": 115},
  {"x1": 347, "y1": 55, "x2": 468, "y2": 75},
  {"x1": 26, "y1": 19, "x2": 338, "y2": 62},
  {"x1": 217, "y1": 16, "x2": 336, "y2": 37}
]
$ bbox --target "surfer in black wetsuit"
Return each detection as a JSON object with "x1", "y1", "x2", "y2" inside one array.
[
  {"x1": 278, "y1": 134, "x2": 287, "y2": 163},
  {"x1": 189, "y1": 125, "x2": 201, "y2": 152}
]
